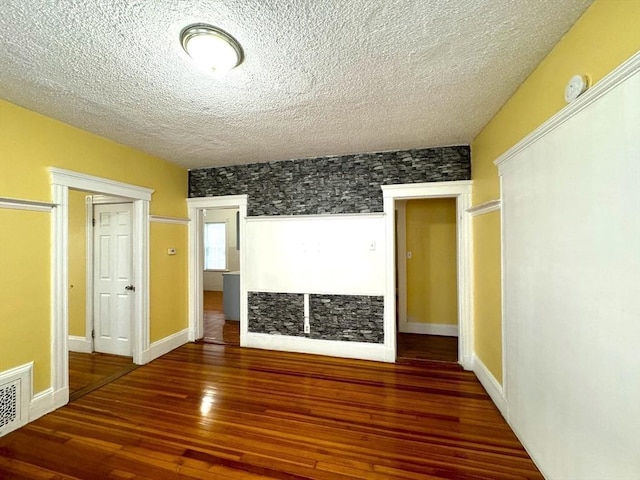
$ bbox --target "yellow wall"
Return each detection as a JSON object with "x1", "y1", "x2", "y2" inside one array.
[
  {"x1": 0, "y1": 209, "x2": 51, "y2": 392},
  {"x1": 471, "y1": 0, "x2": 640, "y2": 383},
  {"x1": 0, "y1": 100, "x2": 189, "y2": 392},
  {"x1": 150, "y1": 222, "x2": 188, "y2": 342},
  {"x1": 406, "y1": 198, "x2": 457, "y2": 326}
]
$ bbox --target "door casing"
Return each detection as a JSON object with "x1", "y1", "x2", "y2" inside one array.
[
  {"x1": 50, "y1": 167, "x2": 152, "y2": 410},
  {"x1": 381, "y1": 181, "x2": 473, "y2": 367},
  {"x1": 187, "y1": 195, "x2": 248, "y2": 344}
]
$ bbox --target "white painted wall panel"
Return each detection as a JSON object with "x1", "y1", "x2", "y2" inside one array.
[
  {"x1": 245, "y1": 214, "x2": 385, "y2": 295},
  {"x1": 500, "y1": 69, "x2": 640, "y2": 479}
]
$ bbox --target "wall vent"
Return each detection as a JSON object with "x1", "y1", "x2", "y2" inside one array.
[{"x1": 0, "y1": 363, "x2": 32, "y2": 437}]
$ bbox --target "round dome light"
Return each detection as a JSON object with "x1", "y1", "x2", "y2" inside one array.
[{"x1": 180, "y1": 24, "x2": 244, "y2": 74}]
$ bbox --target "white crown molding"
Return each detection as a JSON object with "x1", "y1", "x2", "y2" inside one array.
[
  {"x1": 495, "y1": 51, "x2": 640, "y2": 170},
  {"x1": 467, "y1": 199, "x2": 501, "y2": 216},
  {"x1": 149, "y1": 215, "x2": 190, "y2": 225},
  {"x1": 0, "y1": 196, "x2": 56, "y2": 212}
]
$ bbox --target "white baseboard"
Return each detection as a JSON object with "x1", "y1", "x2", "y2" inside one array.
[
  {"x1": 28, "y1": 386, "x2": 68, "y2": 423},
  {"x1": 68, "y1": 335, "x2": 92, "y2": 353},
  {"x1": 142, "y1": 328, "x2": 190, "y2": 364},
  {"x1": 400, "y1": 321, "x2": 458, "y2": 337},
  {"x1": 244, "y1": 332, "x2": 390, "y2": 362},
  {"x1": 472, "y1": 355, "x2": 507, "y2": 418}
]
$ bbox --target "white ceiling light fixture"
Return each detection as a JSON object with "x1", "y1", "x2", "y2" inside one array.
[{"x1": 180, "y1": 23, "x2": 244, "y2": 74}]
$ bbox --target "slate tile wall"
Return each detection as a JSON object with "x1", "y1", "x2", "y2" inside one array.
[
  {"x1": 200, "y1": 146, "x2": 470, "y2": 347},
  {"x1": 189, "y1": 146, "x2": 470, "y2": 216},
  {"x1": 309, "y1": 295, "x2": 383, "y2": 343},
  {"x1": 248, "y1": 292, "x2": 384, "y2": 343},
  {"x1": 248, "y1": 292, "x2": 304, "y2": 336}
]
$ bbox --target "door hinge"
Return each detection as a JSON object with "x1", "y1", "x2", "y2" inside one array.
[
  {"x1": 91, "y1": 329, "x2": 95, "y2": 339},
  {"x1": 92, "y1": 218, "x2": 95, "y2": 227}
]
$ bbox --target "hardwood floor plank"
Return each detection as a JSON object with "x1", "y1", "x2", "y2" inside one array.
[{"x1": 0, "y1": 343, "x2": 541, "y2": 479}]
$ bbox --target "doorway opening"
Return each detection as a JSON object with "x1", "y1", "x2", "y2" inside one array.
[
  {"x1": 201, "y1": 207, "x2": 240, "y2": 345},
  {"x1": 381, "y1": 181, "x2": 472, "y2": 368},
  {"x1": 50, "y1": 167, "x2": 152, "y2": 410},
  {"x1": 66, "y1": 192, "x2": 138, "y2": 400},
  {"x1": 395, "y1": 198, "x2": 458, "y2": 363},
  {"x1": 187, "y1": 195, "x2": 248, "y2": 346}
]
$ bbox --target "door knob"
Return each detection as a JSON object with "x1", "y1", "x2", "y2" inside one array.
[{"x1": 125, "y1": 285, "x2": 135, "y2": 291}]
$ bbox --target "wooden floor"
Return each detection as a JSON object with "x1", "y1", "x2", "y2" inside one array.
[
  {"x1": 203, "y1": 290, "x2": 240, "y2": 345},
  {"x1": 68, "y1": 351, "x2": 137, "y2": 402},
  {"x1": 396, "y1": 333, "x2": 458, "y2": 364},
  {"x1": 0, "y1": 343, "x2": 542, "y2": 479}
]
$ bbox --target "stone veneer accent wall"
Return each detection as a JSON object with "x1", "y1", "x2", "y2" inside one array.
[
  {"x1": 309, "y1": 295, "x2": 383, "y2": 343},
  {"x1": 200, "y1": 147, "x2": 469, "y2": 348},
  {"x1": 248, "y1": 292, "x2": 304, "y2": 337},
  {"x1": 249, "y1": 292, "x2": 384, "y2": 343},
  {"x1": 189, "y1": 146, "x2": 470, "y2": 216}
]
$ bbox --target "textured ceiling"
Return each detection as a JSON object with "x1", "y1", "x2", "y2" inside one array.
[{"x1": 0, "y1": 0, "x2": 592, "y2": 169}]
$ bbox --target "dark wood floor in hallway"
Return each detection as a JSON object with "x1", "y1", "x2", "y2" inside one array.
[{"x1": 0, "y1": 343, "x2": 541, "y2": 479}]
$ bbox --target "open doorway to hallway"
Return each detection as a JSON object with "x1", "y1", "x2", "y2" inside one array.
[
  {"x1": 67, "y1": 189, "x2": 136, "y2": 400},
  {"x1": 395, "y1": 198, "x2": 459, "y2": 363},
  {"x1": 201, "y1": 207, "x2": 240, "y2": 345}
]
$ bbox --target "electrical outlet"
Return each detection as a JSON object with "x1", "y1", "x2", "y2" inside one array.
[{"x1": 304, "y1": 322, "x2": 310, "y2": 334}]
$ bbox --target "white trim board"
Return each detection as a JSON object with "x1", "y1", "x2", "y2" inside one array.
[
  {"x1": 142, "y1": 328, "x2": 190, "y2": 364},
  {"x1": 400, "y1": 322, "x2": 458, "y2": 337},
  {"x1": 467, "y1": 200, "x2": 501, "y2": 216},
  {"x1": 149, "y1": 215, "x2": 190, "y2": 225},
  {"x1": 0, "y1": 197, "x2": 56, "y2": 212},
  {"x1": 472, "y1": 355, "x2": 507, "y2": 418},
  {"x1": 67, "y1": 336, "x2": 92, "y2": 353},
  {"x1": 495, "y1": 51, "x2": 640, "y2": 169},
  {"x1": 382, "y1": 181, "x2": 473, "y2": 368},
  {"x1": 245, "y1": 332, "x2": 393, "y2": 362}
]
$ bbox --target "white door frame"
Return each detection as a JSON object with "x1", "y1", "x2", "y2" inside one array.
[
  {"x1": 382, "y1": 181, "x2": 473, "y2": 368},
  {"x1": 187, "y1": 196, "x2": 248, "y2": 343},
  {"x1": 50, "y1": 167, "x2": 153, "y2": 408}
]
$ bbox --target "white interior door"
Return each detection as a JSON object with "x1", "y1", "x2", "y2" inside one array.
[{"x1": 93, "y1": 203, "x2": 133, "y2": 356}]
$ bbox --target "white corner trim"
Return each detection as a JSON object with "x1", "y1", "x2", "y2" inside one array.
[
  {"x1": 472, "y1": 355, "x2": 507, "y2": 418},
  {"x1": 149, "y1": 215, "x2": 190, "y2": 225},
  {"x1": 28, "y1": 386, "x2": 68, "y2": 423},
  {"x1": 49, "y1": 167, "x2": 154, "y2": 200},
  {"x1": 245, "y1": 332, "x2": 393, "y2": 362},
  {"x1": 400, "y1": 322, "x2": 458, "y2": 337},
  {"x1": 467, "y1": 200, "x2": 501, "y2": 216},
  {"x1": 0, "y1": 196, "x2": 56, "y2": 212},
  {"x1": 68, "y1": 336, "x2": 92, "y2": 353},
  {"x1": 495, "y1": 51, "x2": 640, "y2": 170},
  {"x1": 142, "y1": 328, "x2": 190, "y2": 364}
]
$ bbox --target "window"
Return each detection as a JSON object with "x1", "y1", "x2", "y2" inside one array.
[{"x1": 204, "y1": 222, "x2": 226, "y2": 270}]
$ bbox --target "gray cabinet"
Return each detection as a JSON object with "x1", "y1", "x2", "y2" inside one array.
[{"x1": 222, "y1": 271, "x2": 240, "y2": 321}]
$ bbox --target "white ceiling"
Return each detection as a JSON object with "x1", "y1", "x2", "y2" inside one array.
[{"x1": 0, "y1": 0, "x2": 592, "y2": 170}]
